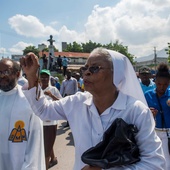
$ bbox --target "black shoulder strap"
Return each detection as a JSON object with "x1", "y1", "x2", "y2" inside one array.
[
  {"x1": 156, "y1": 94, "x2": 169, "y2": 137},
  {"x1": 156, "y1": 94, "x2": 165, "y2": 128}
]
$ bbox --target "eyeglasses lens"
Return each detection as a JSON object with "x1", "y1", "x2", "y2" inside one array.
[
  {"x1": 81, "y1": 66, "x2": 100, "y2": 74},
  {"x1": 0, "y1": 70, "x2": 11, "y2": 77}
]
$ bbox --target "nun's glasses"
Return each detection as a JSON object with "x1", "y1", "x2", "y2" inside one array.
[{"x1": 80, "y1": 66, "x2": 111, "y2": 74}]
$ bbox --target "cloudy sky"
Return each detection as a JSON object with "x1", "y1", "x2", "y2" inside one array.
[{"x1": 0, "y1": 0, "x2": 170, "y2": 58}]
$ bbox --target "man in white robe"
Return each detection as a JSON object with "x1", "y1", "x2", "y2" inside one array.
[{"x1": 0, "y1": 58, "x2": 45, "y2": 170}]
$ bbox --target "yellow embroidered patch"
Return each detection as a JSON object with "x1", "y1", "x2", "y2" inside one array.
[{"x1": 8, "y1": 120, "x2": 27, "y2": 142}]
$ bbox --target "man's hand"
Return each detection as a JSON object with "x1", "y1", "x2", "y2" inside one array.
[
  {"x1": 81, "y1": 165, "x2": 101, "y2": 170},
  {"x1": 20, "y1": 52, "x2": 40, "y2": 89}
]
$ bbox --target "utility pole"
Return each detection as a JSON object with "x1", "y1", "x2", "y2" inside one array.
[
  {"x1": 154, "y1": 47, "x2": 157, "y2": 72},
  {"x1": 165, "y1": 42, "x2": 170, "y2": 63}
]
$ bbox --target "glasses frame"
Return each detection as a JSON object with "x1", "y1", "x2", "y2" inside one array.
[
  {"x1": 80, "y1": 66, "x2": 111, "y2": 74},
  {"x1": 0, "y1": 69, "x2": 14, "y2": 77}
]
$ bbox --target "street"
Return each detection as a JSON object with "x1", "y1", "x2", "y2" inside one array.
[{"x1": 50, "y1": 121, "x2": 75, "y2": 170}]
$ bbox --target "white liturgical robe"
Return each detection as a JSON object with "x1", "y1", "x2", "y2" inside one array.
[{"x1": 0, "y1": 85, "x2": 45, "y2": 170}]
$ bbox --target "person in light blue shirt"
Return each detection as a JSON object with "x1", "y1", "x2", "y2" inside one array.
[
  {"x1": 138, "y1": 66, "x2": 156, "y2": 93},
  {"x1": 62, "y1": 56, "x2": 69, "y2": 76},
  {"x1": 145, "y1": 63, "x2": 170, "y2": 170}
]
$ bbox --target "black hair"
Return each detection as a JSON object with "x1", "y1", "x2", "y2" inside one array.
[{"x1": 156, "y1": 63, "x2": 170, "y2": 80}]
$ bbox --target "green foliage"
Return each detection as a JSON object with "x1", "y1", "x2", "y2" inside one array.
[
  {"x1": 64, "y1": 41, "x2": 83, "y2": 52},
  {"x1": 103, "y1": 40, "x2": 134, "y2": 63},
  {"x1": 81, "y1": 40, "x2": 102, "y2": 53},
  {"x1": 23, "y1": 46, "x2": 40, "y2": 57},
  {"x1": 64, "y1": 40, "x2": 135, "y2": 63},
  {"x1": 23, "y1": 46, "x2": 59, "y2": 57}
]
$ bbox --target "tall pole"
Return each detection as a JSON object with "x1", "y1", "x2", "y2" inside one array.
[{"x1": 154, "y1": 47, "x2": 157, "y2": 72}]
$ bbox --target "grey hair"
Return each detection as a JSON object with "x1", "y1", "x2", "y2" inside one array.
[{"x1": 90, "y1": 47, "x2": 113, "y2": 69}]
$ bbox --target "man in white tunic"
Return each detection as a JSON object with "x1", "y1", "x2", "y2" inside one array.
[
  {"x1": 21, "y1": 48, "x2": 165, "y2": 170},
  {"x1": 0, "y1": 58, "x2": 45, "y2": 170}
]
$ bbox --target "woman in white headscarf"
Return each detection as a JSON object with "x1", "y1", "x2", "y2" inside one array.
[{"x1": 21, "y1": 48, "x2": 165, "y2": 170}]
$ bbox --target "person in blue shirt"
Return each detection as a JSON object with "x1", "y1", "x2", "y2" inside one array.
[
  {"x1": 145, "y1": 63, "x2": 170, "y2": 170},
  {"x1": 138, "y1": 66, "x2": 156, "y2": 94},
  {"x1": 55, "y1": 77, "x2": 60, "y2": 91},
  {"x1": 62, "y1": 56, "x2": 69, "y2": 76}
]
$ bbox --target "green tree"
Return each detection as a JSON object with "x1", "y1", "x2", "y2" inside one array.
[
  {"x1": 64, "y1": 41, "x2": 82, "y2": 52},
  {"x1": 63, "y1": 40, "x2": 135, "y2": 63},
  {"x1": 23, "y1": 46, "x2": 40, "y2": 57},
  {"x1": 103, "y1": 40, "x2": 134, "y2": 63},
  {"x1": 81, "y1": 40, "x2": 102, "y2": 53}
]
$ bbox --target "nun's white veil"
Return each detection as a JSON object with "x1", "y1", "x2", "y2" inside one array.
[{"x1": 107, "y1": 50, "x2": 147, "y2": 105}]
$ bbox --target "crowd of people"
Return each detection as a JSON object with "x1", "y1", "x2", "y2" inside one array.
[
  {"x1": 1, "y1": 47, "x2": 170, "y2": 170},
  {"x1": 41, "y1": 54, "x2": 69, "y2": 76}
]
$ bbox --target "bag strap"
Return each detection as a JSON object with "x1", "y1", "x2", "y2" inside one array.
[{"x1": 156, "y1": 94, "x2": 169, "y2": 137}]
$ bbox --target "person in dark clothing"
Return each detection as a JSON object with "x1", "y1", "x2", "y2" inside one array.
[
  {"x1": 57, "y1": 55, "x2": 62, "y2": 70},
  {"x1": 42, "y1": 54, "x2": 48, "y2": 69}
]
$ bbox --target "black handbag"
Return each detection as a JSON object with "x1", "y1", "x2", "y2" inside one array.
[{"x1": 81, "y1": 118, "x2": 140, "y2": 169}]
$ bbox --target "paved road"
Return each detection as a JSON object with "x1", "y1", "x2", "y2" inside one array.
[{"x1": 50, "y1": 121, "x2": 75, "y2": 170}]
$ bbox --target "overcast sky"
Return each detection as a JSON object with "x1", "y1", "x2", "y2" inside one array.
[{"x1": 0, "y1": 0, "x2": 170, "y2": 58}]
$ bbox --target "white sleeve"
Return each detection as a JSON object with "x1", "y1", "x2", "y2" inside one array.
[{"x1": 23, "y1": 86, "x2": 67, "y2": 121}]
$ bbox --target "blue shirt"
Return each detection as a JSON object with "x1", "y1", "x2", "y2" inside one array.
[
  {"x1": 62, "y1": 58, "x2": 68, "y2": 67},
  {"x1": 145, "y1": 88, "x2": 170, "y2": 128},
  {"x1": 140, "y1": 79, "x2": 156, "y2": 94},
  {"x1": 55, "y1": 82, "x2": 60, "y2": 91}
]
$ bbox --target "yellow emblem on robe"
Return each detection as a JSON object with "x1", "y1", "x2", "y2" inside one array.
[{"x1": 8, "y1": 120, "x2": 27, "y2": 142}]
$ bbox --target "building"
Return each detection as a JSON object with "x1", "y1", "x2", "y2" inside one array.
[
  {"x1": 40, "y1": 51, "x2": 89, "y2": 70},
  {"x1": 11, "y1": 51, "x2": 89, "y2": 70}
]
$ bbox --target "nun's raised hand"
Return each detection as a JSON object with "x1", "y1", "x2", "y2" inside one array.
[
  {"x1": 20, "y1": 52, "x2": 40, "y2": 89},
  {"x1": 20, "y1": 52, "x2": 39, "y2": 76}
]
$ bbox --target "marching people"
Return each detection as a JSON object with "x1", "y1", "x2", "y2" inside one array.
[
  {"x1": 0, "y1": 58, "x2": 45, "y2": 170},
  {"x1": 62, "y1": 56, "x2": 69, "y2": 76},
  {"x1": 40, "y1": 69, "x2": 62, "y2": 169},
  {"x1": 60, "y1": 70, "x2": 78, "y2": 97},
  {"x1": 145, "y1": 63, "x2": 170, "y2": 170},
  {"x1": 21, "y1": 48, "x2": 165, "y2": 170},
  {"x1": 138, "y1": 66, "x2": 156, "y2": 94},
  {"x1": 75, "y1": 72, "x2": 84, "y2": 92},
  {"x1": 57, "y1": 55, "x2": 62, "y2": 70},
  {"x1": 60, "y1": 70, "x2": 78, "y2": 128}
]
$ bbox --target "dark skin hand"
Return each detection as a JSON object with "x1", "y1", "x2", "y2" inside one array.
[
  {"x1": 149, "y1": 107, "x2": 158, "y2": 118},
  {"x1": 44, "y1": 90, "x2": 59, "y2": 101}
]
